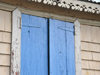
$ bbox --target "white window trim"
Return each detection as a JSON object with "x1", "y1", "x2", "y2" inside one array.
[{"x1": 11, "y1": 8, "x2": 82, "y2": 75}]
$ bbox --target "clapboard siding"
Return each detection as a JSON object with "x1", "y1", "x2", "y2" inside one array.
[
  {"x1": 82, "y1": 60, "x2": 100, "y2": 70},
  {"x1": 0, "y1": 32, "x2": 11, "y2": 43},
  {"x1": 81, "y1": 25, "x2": 100, "y2": 43},
  {"x1": 81, "y1": 42, "x2": 100, "y2": 52},
  {"x1": 82, "y1": 70, "x2": 100, "y2": 75},
  {"x1": 81, "y1": 24, "x2": 100, "y2": 75},
  {"x1": 0, "y1": 10, "x2": 11, "y2": 75},
  {"x1": 0, "y1": 67, "x2": 10, "y2": 75},
  {"x1": 81, "y1": 51, "x2": 100, "y2": 61},
  {"x1": 0, "y1": 55, "x2": 10, "y2": 66},
  {"x1": 0, "y1": 43, "x2": 10, "y2": 54},
  {"x1": 0, "y1": 10, "x2": 11, "y2": 32}
]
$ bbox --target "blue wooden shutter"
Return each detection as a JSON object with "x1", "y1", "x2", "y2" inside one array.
[
  {"x1": 49, "y1": 19, "x2": 75, "y2": 75},
  {"x1": 21, "y1": 14, "x2": 48, "y2": 75}
]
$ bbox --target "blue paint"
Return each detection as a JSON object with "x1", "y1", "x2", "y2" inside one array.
[
  {"x1": 49, "y1": 19, "x2": 75, "y2": 75},
  {"x1": 21, "y1": 14, "x2": 48, "y2": 75},
  {"x1": 21, "y1": 14, "x2": 75, "y2": 75}
]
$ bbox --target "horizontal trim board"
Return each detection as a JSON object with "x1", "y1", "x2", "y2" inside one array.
[{"x1": 19, "y1": 8, "x2": 76, "y2": 23}]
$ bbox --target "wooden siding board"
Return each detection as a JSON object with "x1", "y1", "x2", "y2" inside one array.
[
  {"x1": 81, "y1": 42, "x2": 100, "y2": 52},
  {"x1": 0, "y1": 9, "x2": 11, "y2": 75},
  {"x1": 93, "y1": 53, "x2": 100, "y2": 61},
  {"x1": 0, "y1": 55, "x2": 10, "y2": 66},
  {"x1": 0, "y1": 10, "x2": 5, "y2": 31},
  {"x1": 0, "y1": 32, "x2": 11, "y2": 43},
  {"x1": 82, "y1": 70, "x2": 95, "y2": 75},
  {"x1": 81, "y1": 25, "x2": 100, "y2": 43},
  {"x1": 81, "y1": 51, "x2": 100, "y2": 61},
  {"x1": 82, "y1": 60, "x2": 100, "y2": 70},
  {"x1": 0, "y1": 10, "x2": 11, "y2": 32},
  {"x1": 0, "y1": 43, "x2": 10, "y2": 54},
  {"x1": 0, "y1": 67, "x2": 9, "y2": 75},
  {"x1": 95, "y1": 71, "x2": 100, "y2": 75},
  {"x1": 81, "y1": 51, "x2": 92, "y2": 60},
  {"x1": 81, "y1": 24, "x2": 100, "y2": 75}
]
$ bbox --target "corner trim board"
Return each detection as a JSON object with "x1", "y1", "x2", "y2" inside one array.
[
  {"x1": 11, "y1": 8, "x2": 21, "y2": 75},
  {"x1": 74, "y1": 20, "x2": 82, "y2": 75}
]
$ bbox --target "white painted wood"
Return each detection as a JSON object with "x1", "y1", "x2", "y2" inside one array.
[
  {"x1": 11, "y1": 8, "x2": 21, "y2": 75},
  {"x1": 74, "y1": 20, "x2": 82, "y2": 75}
]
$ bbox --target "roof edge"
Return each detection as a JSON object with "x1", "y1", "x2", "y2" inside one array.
[{"x1": 30, "y1": 0, "x2": 100, "y2": 14}]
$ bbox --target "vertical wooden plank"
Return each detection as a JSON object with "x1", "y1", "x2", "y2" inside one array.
[
  {"x1": 49, "y1": 19, "x2": 75, "y2": 75},
  {"x1": 66, "y1": 22, "x2": 75, "y2": 75},
  {"x1": 11, "y1": 9, "x2": 21, "y2": 75},
  {"x1": 74, "y1": 20, "x2": 82, "y2": 75},
  {"x1": 21, "y1": 14, "x2": 48, "y2": 75}
]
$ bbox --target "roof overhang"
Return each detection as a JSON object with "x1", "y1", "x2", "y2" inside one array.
[{"x1": 29, "y1": 0, "x2": 100, "y2": 14}]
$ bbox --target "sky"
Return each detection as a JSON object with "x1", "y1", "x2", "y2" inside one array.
[{"x1": 93, "y1": 0, "x2": 100, "y2": 2}]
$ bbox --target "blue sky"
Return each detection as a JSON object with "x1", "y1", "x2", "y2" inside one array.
[{"x1": 93, "y1": 0, "x2": 100, "y2": 2}]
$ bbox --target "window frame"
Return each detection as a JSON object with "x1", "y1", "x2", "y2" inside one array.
[
  {"x1": 0, "y1": 2, "x2": 82, "y2": 75},
  {"x1": 11, "y1": 8, "x2": 82, "y2": 75}
]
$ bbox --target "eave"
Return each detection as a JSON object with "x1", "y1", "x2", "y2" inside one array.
[{"x1": 30, "y1": 0, "x2": 100, "y2": 14}]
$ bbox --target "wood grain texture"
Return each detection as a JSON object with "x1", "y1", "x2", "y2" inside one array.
[
  {"x1": 0, "y1": 55, "x2": 10, "y2": 66},
  {"x1": 82, "y1": 60, "x2": 100, "y2": 70},
  {"x1": 0, "y1": 43, "x2": 10, "y2": 54},
  {"x1": 81, "y1": 42, "x2": 100, "y2": 52},
  {"x1": 0, "y1": 9, "x2": 11, "y2": 75},
  {"x1": 81, "y1": 25, "x2": 100, "y2": 43},
  {"x1": 81, "y1": 24, "x2": 100, "y2": 75},
  {"x1": 82, "y1": 70, "x2": 95, "y2": 75},
  {"x1": 93, "y1": 53, "x2": 100, "y2": 61},
  {"x1": 82, "y1": 70, "x2": 100, "y2": 75},
  {"x1": 21, "y1": 14, "x2": 48, "y2": 75},
  {"x1": 49, "y1": 19, "x2": 75, "y2": 75},
  {"x1": 81, "y1": 51, "x2": 100, "y2": 61},
  {"x1": 81, "y1": 51, "x2": 92, "y2": 60},
  {"x1": 0, "y1": 32, "x2": 11, "y2": 43},
  {"x1": 0, "y1": 67, "x2": 9, "y2": 75},
  {"x1": 0, "y1": 10, "x2": 11, "y2": 32}
]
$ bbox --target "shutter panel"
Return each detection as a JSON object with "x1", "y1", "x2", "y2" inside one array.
[
  {"x1": 49, "y1": 19, "x2": 75, "y2": 75},
  {"x1": 21, "y1": 14, "x2": 48, "y2": 75}
]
